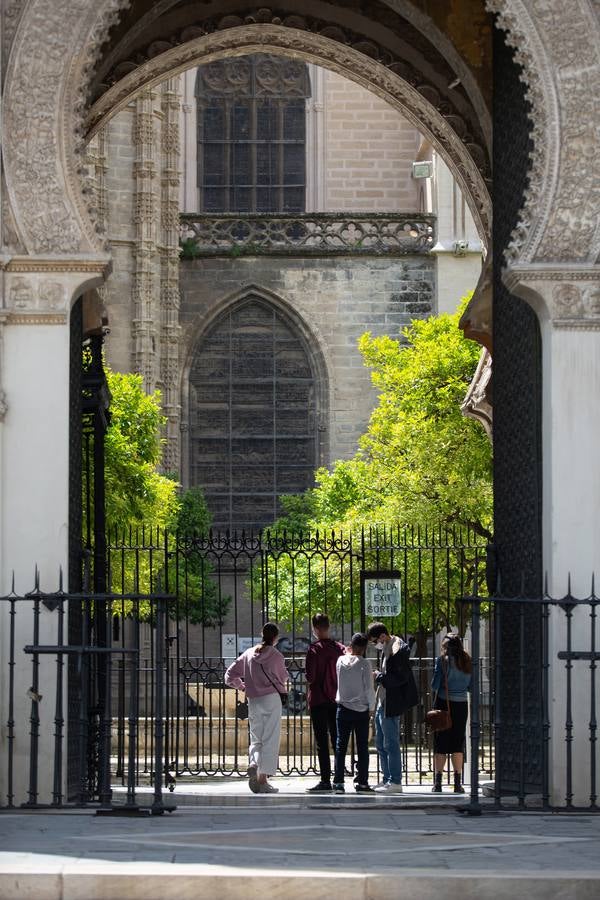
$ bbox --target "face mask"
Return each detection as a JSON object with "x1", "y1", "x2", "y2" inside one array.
[{"x1": 375, "y1": 640, "x2": 385, "y2": 651}]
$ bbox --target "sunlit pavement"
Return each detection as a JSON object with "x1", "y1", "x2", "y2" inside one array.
[{"x1": 1, "y1": 779, "x2": 599, "y2": 899}]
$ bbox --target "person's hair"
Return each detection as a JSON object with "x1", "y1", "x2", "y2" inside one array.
[
  {"x1": 312, "y1": 612, "x2": 330, "y2": 630},
  {"x1": 256, "y1": 621, "x2": 279, "y2": 654},
  {"x1": 441, "y1": 633, "x2": 472, "y2": 673},
  {"x1": 366, "y1": 622, "x2": 389, "y2": 641},
  {"x1": 350, "y1": 632, "x2": 368, "y2": 656}
]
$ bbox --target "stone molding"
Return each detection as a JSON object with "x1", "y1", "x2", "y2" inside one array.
[
  {"x1": 5, "y1": 0, "x2": 600, "y2": 328},
  {"x1": 504, "y1": 263, "x2": 600, "y2": 328},
  {"x1": 3, "y1": 0, "x2": 131, "y2": 256},
  {"x1": 84, "y1": 25, "x2": 492, "y2": 243},
  {"x1": 487, "y1": 1, "x2": 600, "y2": 272},
  {"x1": 461, "y1": 347, "x2": 493, "y2": 439}
]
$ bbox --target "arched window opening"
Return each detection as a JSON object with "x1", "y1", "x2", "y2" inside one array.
[
  {"x1": 195, "y1": 54, "x2": 310, "y2": 212},
  {"x1": 189, "y1": 297, "x2": 321, "y2": 533}
]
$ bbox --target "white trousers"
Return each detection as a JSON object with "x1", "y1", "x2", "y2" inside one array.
[{"x1": 248, "y1": 692, "x2": 281, "y2": 776}]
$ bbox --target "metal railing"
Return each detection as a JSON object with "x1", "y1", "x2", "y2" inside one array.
[{"x1": 4, "y1": 532, "x2": 599, "y2": 813}]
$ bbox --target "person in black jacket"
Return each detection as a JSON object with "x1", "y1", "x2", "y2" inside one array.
[{"x1": 367, "y1": 622, "x2": 418, "y2": 794}]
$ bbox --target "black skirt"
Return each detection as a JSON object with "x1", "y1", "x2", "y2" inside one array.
[{"x1": 433, "y1": 698, "x2": 468, "y2": 754}]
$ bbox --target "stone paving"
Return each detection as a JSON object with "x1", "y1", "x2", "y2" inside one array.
[{"x1": 1, "y1": 779, "x2": 600, "y2": 899}]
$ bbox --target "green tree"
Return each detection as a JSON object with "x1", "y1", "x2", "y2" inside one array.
[
  {"x1": 104, "y1": 369, "x2": 179, "y2": 533},
  {"x1": 102, "y1": 370, "x2": 230, "y2": 625},
  {"x1": 256, "y1": 296, "x2": 492, "y2": 631},
  {"x1": 169, "y1": 487, "x2": 232, "y2": 627}
]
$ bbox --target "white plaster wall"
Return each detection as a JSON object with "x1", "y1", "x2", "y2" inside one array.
[
  {"x1": 0, "y1": 323, "x2": 70, "y2": 805},
  {"x1": 430, "y1": 153, "x2": 482, "y2": 314},
  {"x1": 541, "y1": 323, "x2": 600, "y2": 805}
]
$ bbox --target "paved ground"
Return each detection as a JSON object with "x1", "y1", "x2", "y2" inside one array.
[{"x1": 1, "y1": 779, "x2": 600, "y2": 898}]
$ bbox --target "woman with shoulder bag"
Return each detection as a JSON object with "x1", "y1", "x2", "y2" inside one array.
[
  {"x1": 225, "y1": 622, "x2": 288, "y2": 794},
  {"x1": 430, "y1": 633, "x2": 472, "y2": 794}
]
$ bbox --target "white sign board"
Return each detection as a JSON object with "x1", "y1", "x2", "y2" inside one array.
[
  {"x1": 364, "y1": 574, "x2": 402, "y2": 618},
  {"x1": 221, "y1": 633, "x2": 237, "y2": 660},
  {"x1": 237, "y1": 636, "x2": 262, "y2": 653}
]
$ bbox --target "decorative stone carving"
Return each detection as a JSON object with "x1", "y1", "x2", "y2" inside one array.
[
  {"x1": 159, "y1": 78, "x2": 182, "y2": 473},
  {"x1": 461, "y1": 348, "x2": 493, "y2": 440},
  {"x1": 84, "y1": 25, "x2": 492, "y2": 243},
  {"x1": 132, "y1": 89, "x2": 159, "y2": 393},
  {"x1": 9, "y1": 277, "x2": 33, "y2": 309},
  {"x1": 487, "y1": 1, "x2": 600, "y2": 267},
  {"x1": 553, "y1": 283, "x2": 584, "y2": 318},
  {"x1": 3, "y1": 0, "x2": 131, "y2": 255},
  {"x1": 180, "y1": 213, "x2": 436, "y2": 256},
  {"x1": 39, "y1": 281, "x2": 65, "y2": 310}
]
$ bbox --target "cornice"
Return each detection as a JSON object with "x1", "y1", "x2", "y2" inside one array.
[
  {"x1": 0, "y1": 312, "x2": 68, "y2": 325},
  {"x1": 504, "y1": 263, "x2": 600, "y2": 292},
  {"x1": 5, "y1": 256, "x2": 111, "y2": 274}
]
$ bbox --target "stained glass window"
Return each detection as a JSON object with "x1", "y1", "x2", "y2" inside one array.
[
  {"x1": 196, "y1": 55, "x2": 310, "y2": 213},
  {"x1": 189, "y1": 298, "x2": 319, "y2": 532}
]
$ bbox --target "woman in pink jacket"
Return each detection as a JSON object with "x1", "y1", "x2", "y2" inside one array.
[{"x1": 225, "y1": 622, "x2": 288, "y2": 793}]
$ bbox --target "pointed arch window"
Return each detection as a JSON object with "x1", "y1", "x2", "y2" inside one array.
[
  {"x1": 196, "y1": 54, "x2": 310, "y2": 213},
  {"x1": 188, "y1": 296, "x2": 323, "y2": 533}
]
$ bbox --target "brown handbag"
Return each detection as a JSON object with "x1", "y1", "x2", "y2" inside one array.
[{"x1": 426, "y1": 658, "x2": 452, "y2": 732}]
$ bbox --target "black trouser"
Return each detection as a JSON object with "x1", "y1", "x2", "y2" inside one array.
[
  {"x1": 333, "y1": 705, "x2": 370, "y2": 786},
  {"x1": 310, "y1": 701, "x2": 338, "y2": 783}
]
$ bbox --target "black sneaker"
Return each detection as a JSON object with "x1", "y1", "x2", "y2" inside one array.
[
  {"x1": 354, "y1": 783, "x2": 374, "y2": 793},
  {"x1": 332, "y1": 783, "x2": 345, "y2": 793},
  {"x1": 306, "y1": 781, "x2": 332, "y2": 793}
]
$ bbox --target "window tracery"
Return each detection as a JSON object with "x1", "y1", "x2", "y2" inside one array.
[
  {"x1": 195, "y1": 54, "x2": 310, "y2": 213},
  {"x1": 189, "y1": 296, "x2": 320, "y2": 532}
]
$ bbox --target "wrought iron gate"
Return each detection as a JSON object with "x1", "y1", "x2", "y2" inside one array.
[{"x1": 104, "y1": 525, "x2": 493, "y2": 785}]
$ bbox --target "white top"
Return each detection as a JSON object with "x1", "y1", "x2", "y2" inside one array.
[{"x1": 335, "y1": 654, "x2": 376, "y2": 712}]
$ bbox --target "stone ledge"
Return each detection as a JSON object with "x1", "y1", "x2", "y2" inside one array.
[{"x1": 0, "y1": 866, "x2": 599, "y2": 900}]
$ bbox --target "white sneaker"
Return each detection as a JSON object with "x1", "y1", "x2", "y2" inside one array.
[{"x1": 374, "y1": 782, "x2": 403, "y2": 794}]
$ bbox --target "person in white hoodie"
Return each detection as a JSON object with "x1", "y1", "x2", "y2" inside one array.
[
  {"x1": 332, "y1": 633, "x2": 376, "y2": 793},
  {"x1": 225, "y1": 622, "x2": 288, "y2": 794}
]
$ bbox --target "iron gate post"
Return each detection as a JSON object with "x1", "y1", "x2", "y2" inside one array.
[
  {"x1": 466, "y1": 595, "x2": 482, "y2": 815},
  {"x1": 152, "y1": 595, "x2": 176, "y2": 815}
]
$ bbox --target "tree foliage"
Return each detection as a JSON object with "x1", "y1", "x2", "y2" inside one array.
[
  {"x1": 104, "y1": 369, "x2": 179, "y2": 532},
  {"x1": 102, "y1": 369, "x2": 230, "y2": 625},
  {"x1": 256, "y1": 296, "x2": 492, "y2": 630}
]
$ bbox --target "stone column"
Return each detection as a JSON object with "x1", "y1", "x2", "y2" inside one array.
[
  {"x1": 508, "y1": 268, "x2": 600, "y2": 806},
  {"x1": 0, "y1": 262, "x2": 107, "y2": 806},
  {"x1": 159, "y1": 78, "x2": 182, "y2": 474},
  {"x1": 132, "y1": 89, "x2": 160, "y2": 392}
]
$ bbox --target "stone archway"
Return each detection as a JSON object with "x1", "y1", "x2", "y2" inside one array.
[{"x1": 3, "y1": 0, "x2": 600, "y2": 808}]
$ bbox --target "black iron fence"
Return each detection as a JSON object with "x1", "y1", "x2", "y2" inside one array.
[
  {"x1": 104, "y1": 525, "x2": 493, "y2": 785},
  {"x1": 2, "y1": 528, "x2": 599, "y2": 812}
]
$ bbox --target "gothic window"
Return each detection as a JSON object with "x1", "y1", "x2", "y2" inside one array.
[
  {"x1": 188, "y1": 298, "x2": 320, "y2": 533},
  {"x1": 196, "y1": 55, "x2": 310, "y2": 213}
]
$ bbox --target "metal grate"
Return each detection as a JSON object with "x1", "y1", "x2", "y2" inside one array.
[{"x1": 492, "y1": 24, "x2": 544, "y2": 795}]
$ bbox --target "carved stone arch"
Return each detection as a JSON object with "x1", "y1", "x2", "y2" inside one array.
[
  {"x1": 487, "y1": 0, "x2": 600, "y2": 271},
  {"x1": 180, "y1": 284, "x2": 331, "y2": 522},
  {"x1": 2, "y1": 0, "x2": 128, "y2": 257},
  {"x1": 5, "y1": 1, "x2": 600, "y2": 288},
  {"x1": 83, "y1": 27, "x2": 493, "y2": 245}
]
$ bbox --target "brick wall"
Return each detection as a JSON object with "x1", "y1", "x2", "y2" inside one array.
[{"x1": 324, "y1": 71, "x2": 420, "y2": 211}]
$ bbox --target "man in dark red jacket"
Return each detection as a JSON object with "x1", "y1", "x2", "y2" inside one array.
[{"x1": 304, "y1": 613, "x2": 345, "y2": 792}]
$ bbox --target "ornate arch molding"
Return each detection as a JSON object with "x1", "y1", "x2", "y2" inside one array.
[
  {"x1": 487, "y1": 0, "x2": 600, "y2": 270},
  {"x1": 85, "y1": 25, "x2": 492, "y2": 242},
  {"x1": 2, "y1": 0, "x2": 131, "y2": 257}
]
